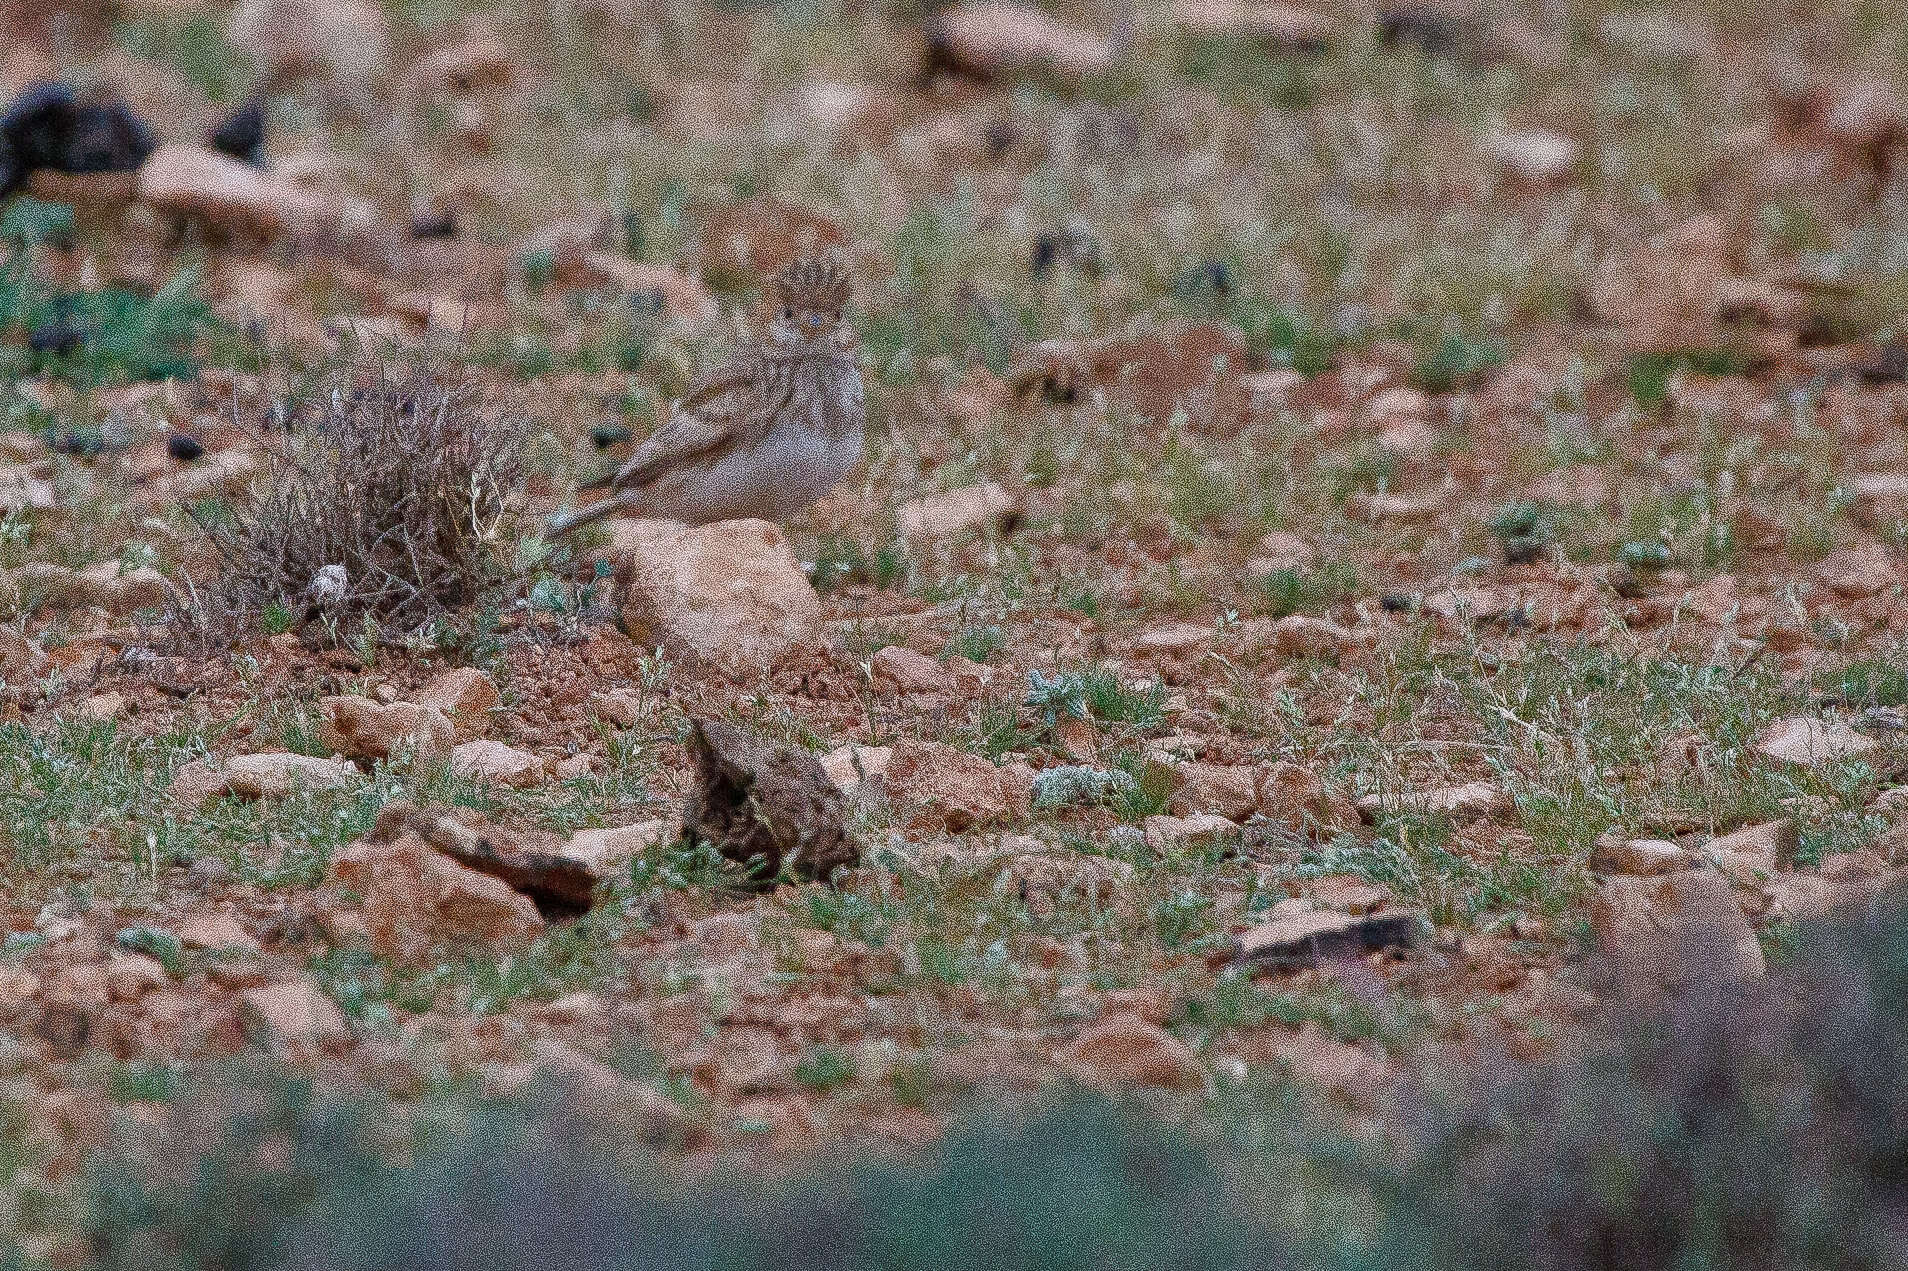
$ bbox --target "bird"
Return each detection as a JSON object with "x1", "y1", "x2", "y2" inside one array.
[{"x1": 547, "y1": 250, "x2": 866, "y2": 536}]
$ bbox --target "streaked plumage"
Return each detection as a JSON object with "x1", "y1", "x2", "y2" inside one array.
[{"x1": 547, "y1": 250, "x2": 865, "y2": 535}]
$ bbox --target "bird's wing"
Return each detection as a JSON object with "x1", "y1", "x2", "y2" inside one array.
[{"x1": 610, "y1": 353, "x2": 791, "y2": 491}]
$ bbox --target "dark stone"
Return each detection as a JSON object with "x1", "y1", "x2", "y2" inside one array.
[
  {"x1": 984, "y1": 120, "x2": 1018, "y2": 157},
  {"x1": 590, "y1": 423, "x2": 633, "y2": 449},
  {"x1": 1376, "y1": 6, "x2": 1477, "y2": 57},
  {"x1": 1, "y1": 82, "x2": 155, "y2": 178},
  {"x1": 372, "y1": 803, "x2": 598, "y2": 919},
  {"x1": 1172, "y1": 260, "x2": 1234, "y2": 302},
  {"x1": 210, "y1": 99, "x2": 266, "y2": 167},
  {"x1": 0, "y1": 82, "x2": 76, "y2": 170},
  {"x1": 53, "y1": 427, "x2": 105, "y2": 457},
  {"x1": 1029, "y1": 235, "x2": 1059, "y2": 278},
  {"x1": 1233, "y1": 909, "x2": 1424, "y2": 971},
  {"x1": 167, "y1": 433, "x2": 206, "y2": 462},
  {"x1": 1502, "y1": 534, "x2": 1545, "y2": 565},
  {"x1": 28, "y1": 318, "x2": 81, "y2": 357},
  {"x1": 1029, "y1": 224, "x2": 1103, "y2": 280},
  {"x1": 680, "y1": 719, "x2": 854, "y2": 886},
  {"x1": 33, "y1": 1001, "x2": 91, "y2": 1057},
  {"x1": 1857, "y1": 343, "x2": 1908, "y2": 385},
  {"x1": 410, "y1": 208, "x2": 457, "y2": 239},
  {"x1": 1380, "y1": 592, "x2": 1415, "y2": 613}
]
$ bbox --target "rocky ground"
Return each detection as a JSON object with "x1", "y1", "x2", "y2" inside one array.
[{"x1": 1, "y1": 0, "x2": 1907, "y2": 1259}]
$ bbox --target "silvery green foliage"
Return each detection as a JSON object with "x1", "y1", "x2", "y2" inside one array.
[
  {"x1": 1025, "y1": 670, "x2": 1093, "y2": 726},
  {"x1": 1032, "y1": 764, "x2": 1137, "y2": 811}
]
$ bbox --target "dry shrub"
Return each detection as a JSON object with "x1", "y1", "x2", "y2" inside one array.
[{"x1": 196, "y1": 373, "x2": 526, "y2": 639}]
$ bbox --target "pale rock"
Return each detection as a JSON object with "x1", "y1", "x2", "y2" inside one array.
[
  {"x1": 139, "y1": 146, "x2": 328, "y2": 242},
  {"x1": 1590, "y1": 836, "x2": 1691, "y2": 876},
  {"x1": 1169, "y1": 762, "x2": 1260, "y2": 822},
  {"x1": 412, "y1": 667, "x2": 498, "y2": 740},
  {"x1": 1848, "y1": 473, "x2": 1908, "y2": 529},
  {"x1": 0, "y1": 466, "x2": 54, "y2": 517},
  {"x1": 1754, "y1": 717, "x2": 1877, "y2": 766},
  {"x1": 320, "y1": 696, "x2": 456, "y2": 764},
  {"x1": 1133, "y1": 624, "x2": 1212, "y2": 656},
  {"x1": 171, "y1": 752, "x2": 358, "y2": 805},
  {"x1": 870, "y1": 644, "x2": 952, "y2": 695},
  {"x1": 582, "y1": 256, "x2": 719, "y2": 326},
  {"x1": 896, "y1": 482, "x2": 1018, "y2": 540},
  {"x1": 1765, "y1": 851, "x2": 1908, "y2": 922},
  {"x1": 240, "y1": 979, "x2": 350, "y2": 1050},
  {"x1": 1248, "y1": 530, "x2": 1316, "y2": 576},
  {"x1": 557, "y1": 820, "x2": 672, "y2": 879},
  {"x1": 1057, "y1": 1013, "x2": 1203, "y2": 1090},
  {"x1": 600, "y1": 519, "x2": 820, "y2": 680},
  {"x1": 1824, "y1": 77, "x2": 1907, "y2": 147},
  {"x1": 105, "y1": 954, "x2": 169, "y2": 1002},
  {"x1": 1240, "y1": 369, "x2": 1305, "y2": 405},
  {"x1": 1305, "y1": 875, "x2": 1390, "y2": 915},
  {"x1": 1234, "y1": 901, "x2": 1423, "y2": 968},
  {"x1": 77, "y1": 691, "x2": 126, "y2": 721},
  {"x1": 1480, "y1": 128, "x2": 1580, "y2": 184},
  {"x1": 1143, "y1": 812, "x2": 1238, "y2": 852},
  {"x1": 885, "y1": 739, "x2": 1018, "y2": 832},
  {"x1": 551, "y1": 754, "x2": 595, "y2": 780},
  {"x1": 222, "y1": 751, "x2": 356, "y2": 799},
  {"x1": 329, "y1": 832, "x2": 545, "y2": 966},
  {"x1": 1818, "y1": 544, "x2": 1900, "y2": 600},
  {"x1": 1590, "y1": 871, "x2": 1764, "y2": 988},
  {"x1": 230, "y1": 0, "x2": 390, "y2": 82},
  {"x1": 820, "y1": 744, "x2": 894, "y2": 797},
  {"x1": 449, "y1": 739, "x2": 544, "y2": 789},
  {"x1": 926, "y1": 3, "x2": 1118, "y2": 80},
  {"x1": 593, "y1": 690, "x2": 644, "y2": 729},
  {"x1": 1358, "y1": 780, "x2": 1512, "y2": 821},
  {"x1": 17, "y1": 561, "x2": 173, "y2": 613},
  {"x1": 165, "y1": 448, "x2": 258, "y2": 503},
  {"x1": 1364, "y1": 385, "x2": 1430, "y2": 423},
  {"x1": 176, "y1": 910, "x2": 261, "y2": 954},
  {"x1": 1702, "y1": 819, "x2": 1797, "y2": 874}
]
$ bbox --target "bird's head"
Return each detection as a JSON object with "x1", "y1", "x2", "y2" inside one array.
[{"x1": 765, "y1": 249, "x2": 857, "y2": 355}]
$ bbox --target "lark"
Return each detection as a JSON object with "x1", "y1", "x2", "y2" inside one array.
[{"x1": 547, "y1": 250, "x2": 866, "y2": 536}]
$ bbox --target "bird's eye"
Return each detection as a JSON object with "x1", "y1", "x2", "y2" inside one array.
[{"x1": 782, "y1": 308, "x2": 793, "y2": 321}]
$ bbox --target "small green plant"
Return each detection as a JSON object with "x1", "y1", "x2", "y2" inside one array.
[
  {"x1": 1025, "y1": 668, "x2": 1165, "y2": 734},
  {"x1": 1488, "y1": 501, "x2": 1558, "y2": 565},
  {"x1": 949, "y1": 624, "x2": 1007, "y2": 663},
  {"x1": 1150, "y1": 890, "x2": 1218, "y2": 951},
  {"x1": 811, "y1": 534, "x2": 907, "y2": 593},
  {"x1": 1032, "y1": 765, "x2": 1139, "y2": 812},
  {"x1": 1413, "y1": 331, "x2": 1506, "y2": 392},
  {"x1": 1627, "y1": 349, "x2": 1749, "y2": 407},
  {"x1": 115, "y1": 926, "x2": 184, "y2": 976},
  {"x1": 1829, "y1": 656, "x2": 1908, "y2": 708},
  {"x1": 113, "y1": 15, "x2": 252, "y2": 101},
  {"x1": 792, "y1": 1046, "x2": 857, "y2": 1093},
  {"x1": 1260, "y1": 562, "x2": 1359, "y2": 616}
]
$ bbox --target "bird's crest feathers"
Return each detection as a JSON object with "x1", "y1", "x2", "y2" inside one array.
[{"x1": 770, "y1": 249, "x2": 852, "y2": 312}]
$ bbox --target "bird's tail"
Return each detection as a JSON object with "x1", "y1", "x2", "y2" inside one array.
[{"x1": 546, "y1": 495, "x2": 626, "y2": 537}]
